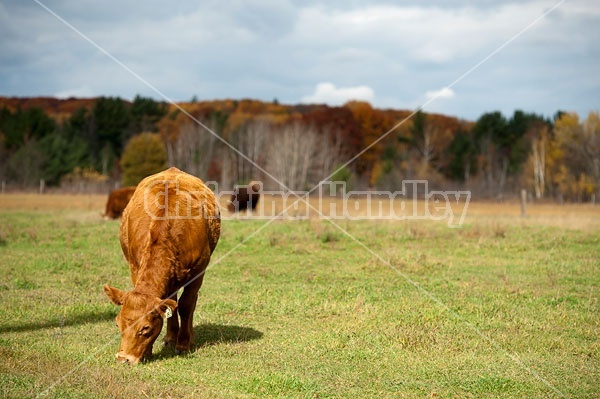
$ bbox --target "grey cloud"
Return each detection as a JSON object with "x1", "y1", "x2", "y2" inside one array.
[{"x1": 0, "y1": 0, "x2": 597, "y2": 120}]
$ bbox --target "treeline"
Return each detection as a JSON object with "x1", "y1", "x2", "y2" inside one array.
[
  {"x1": 0, "y1": 96, "x2": 167, "y2": 188},
  {"x1": 0, "y1": 96, "x2": 597, "y2": 201}
]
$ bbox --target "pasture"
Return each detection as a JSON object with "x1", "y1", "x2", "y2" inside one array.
[{"x1": 0, "y1": 193, "x2": 598, "y2": 398}]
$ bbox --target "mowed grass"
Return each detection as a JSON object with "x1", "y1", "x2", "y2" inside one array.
[{"x1": 0, "y1": 194, "x2": 598, "y2": 398}]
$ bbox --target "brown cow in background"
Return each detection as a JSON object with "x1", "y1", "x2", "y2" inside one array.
[
  {"x1": 104, "y1": 186, "x2": 136, "y2": 219},
  {"x1": 103, "y1": 167, "x2": 221, "y2": 364},
  {"x1": 227, "y1": 181, "x2": 261, "y2": 213}
]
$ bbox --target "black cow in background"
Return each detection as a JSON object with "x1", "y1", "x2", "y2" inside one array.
[{"x1": 228, "y1": 181, "x2": 261, "y2": 213}]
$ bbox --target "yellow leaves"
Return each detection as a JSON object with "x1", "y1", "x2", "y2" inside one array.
[
  {"x1": 548, "y1": 111, "x2": 599, "y2": 201},
  {"x1": 61, "y1": 166, "x2": 108, "y2": 185},
  {"x1": 554, "y1": 166, "x2": 595, "y2": 199},
  {"x1": 369, "y1": 161, "x2": 383, "y2": 187},
  {"x1": 554, "y1": 112, "x2": 580, "y2": 145},
  {"x1": 554, "y1": 110, "x2": 599, "y2": 148},
  {"x1": 582, "y1": 111, "x2": 600, "y2": 141},
  {"x1": 121, "y1": 133, "x2": 167, "y2": 186}
]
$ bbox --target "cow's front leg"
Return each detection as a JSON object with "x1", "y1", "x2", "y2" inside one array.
[{"x1": 163, "y1": 305, "x2": 179, "y2": 347}]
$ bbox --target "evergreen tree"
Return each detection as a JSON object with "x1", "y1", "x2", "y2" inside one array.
[
  {"x1": 93, "y1": 97, "x2": 130, "y2": 157},
  {"x1": 38, "y1": 131, "x2": 89, "y2": 185},
  {"x1": 129, "y1": 95, "x2": 167, "y2": 136},
  {"x1": 0, "y1": 106, "x2": 56, "y2": 149},
  {"x1": 446, "y1": 129, "x2": 476, "y2": 182}
]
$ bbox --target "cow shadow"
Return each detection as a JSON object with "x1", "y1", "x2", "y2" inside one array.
[
  {"x1": 152, "y1": 323, "x2": 263, "y2": 361},
  {"x1": 0, "y1": 308, "x2": 117, "y2": 334}
]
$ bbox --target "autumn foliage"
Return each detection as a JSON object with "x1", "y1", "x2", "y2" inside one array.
[
  {"x1": 120, "y1": 133, "x2": 167, "y2": 187},
  {"x1": 0, "y1": 96, "x2": 597, "y2": 201}
]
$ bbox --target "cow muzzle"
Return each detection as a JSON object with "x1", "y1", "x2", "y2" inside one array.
[{"x1": 115, "y1": 351, "x2": 141, "y2": 365}]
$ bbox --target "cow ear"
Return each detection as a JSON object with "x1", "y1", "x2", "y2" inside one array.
[
  {"x1": 155, "y1": 298, "x2": 177, "y2": 319},
  {"x1": 103, "y1": 284, "x2": 125, "y2": 306}
]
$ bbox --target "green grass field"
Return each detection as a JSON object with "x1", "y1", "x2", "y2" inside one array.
[{"x1": 0, "y1": 196, "x2": 598, "y2": 398}]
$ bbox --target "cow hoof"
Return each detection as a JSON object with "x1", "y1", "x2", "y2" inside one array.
[{"x1": 175, "y1": 345, "x2": 190, "y2": 354}]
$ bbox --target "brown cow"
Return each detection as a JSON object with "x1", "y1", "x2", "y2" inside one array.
[
  {"x1": 103, "y1": 167, "x2": 221, "y2": 364},
  {"x1": 104, "y1": 186, "x2": 136, "y2": 219},
  {"x1": 227, "y1": 181, "x2": 261, "y2": 213}
]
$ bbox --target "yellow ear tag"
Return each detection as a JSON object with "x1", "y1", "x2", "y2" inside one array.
[{"x1": 165, "y1": 307, "x2": 173, "y2": 319}]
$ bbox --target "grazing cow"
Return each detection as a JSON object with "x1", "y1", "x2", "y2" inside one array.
[
  {"x1": 103, "y1": 167, "x2": 220, "y2": 364},
  {"x1": 104, "y1": 186, "x2": 136, "y2": 219},
  {"x1": 227, "y1": 181, "x2": 261, "y2": 213}
]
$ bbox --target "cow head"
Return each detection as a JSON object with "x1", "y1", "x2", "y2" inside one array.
[{"x1": 103, "y1": 284, "x2": 177, "y2": 365}]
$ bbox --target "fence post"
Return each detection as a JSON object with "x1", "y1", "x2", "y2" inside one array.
[
  {"x1": 40, "y1": 179, "x2": 45, "y2": 194},
  {"x1": 1, "y1": 181, "x2": 5, "y2": 194},
  {"x1": 520, "y1": 189, "x2": 527, "y2": 217}
]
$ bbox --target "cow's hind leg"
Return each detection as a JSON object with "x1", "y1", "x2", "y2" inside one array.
[{"x1": 176, "y1": 276, "x2": 204, "y2": 353}]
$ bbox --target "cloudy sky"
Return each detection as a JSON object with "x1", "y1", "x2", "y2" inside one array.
[{"x1": 0, "y1": 0, "x2": 598, "y2": 120}]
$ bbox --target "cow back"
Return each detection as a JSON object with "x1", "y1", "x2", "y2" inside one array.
[{"x1": 119, "y1": 167, "x2": 220, "y2": 288}]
